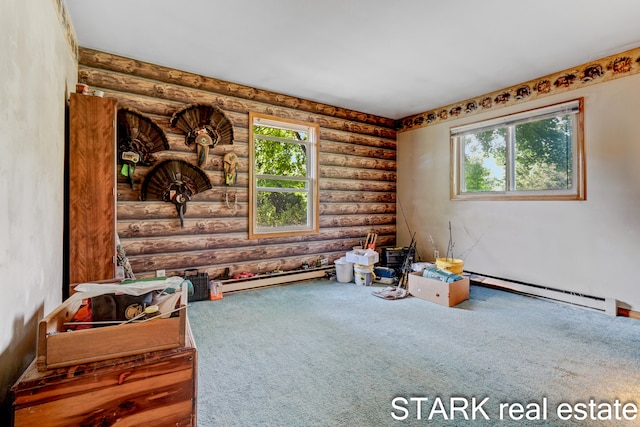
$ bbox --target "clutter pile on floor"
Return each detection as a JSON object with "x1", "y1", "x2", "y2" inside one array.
[{"x1": 371, "y1": 286, "x2": 408, "y2": 300}]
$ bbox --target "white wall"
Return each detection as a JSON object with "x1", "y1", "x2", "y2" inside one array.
[
  {"x1": 0, "y1": 0, "x2": 77, "y2": 415},
  {"x1": 397, "y1": 73, "x2": 640, "y2": 310}
]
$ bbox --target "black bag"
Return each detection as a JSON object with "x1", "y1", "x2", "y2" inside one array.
[
  {"x1": 184, "y1": 269, "x2": 209, "y2": 301},
  {"x1": 92, "y1": 292, "x2": 153, "y2": 321}
]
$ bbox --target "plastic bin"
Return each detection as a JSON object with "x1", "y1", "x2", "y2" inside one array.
[
  {"x1": 184, "y1": 269, "x2": 210, "y2": 301},
  {"x1": 334, "y1": 258, "x2": 354, "y2": 283}
]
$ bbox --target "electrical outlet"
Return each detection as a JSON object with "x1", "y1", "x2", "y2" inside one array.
[
  {"x1": 433, "y1": 250, "x2": 440, "y2": 260},
  {"x1": 156, "y1": 269, "x2": 166, "y2": 277}
]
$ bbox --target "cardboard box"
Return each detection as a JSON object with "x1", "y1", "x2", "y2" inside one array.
[
  {"x1": 37, "y1": 290, "x2": 186, "y2": 371},
  {"x1": 408, "y1": 271, "x2": 469, "y2": 307},
  {"x1": 346, "y1": 250, "x2": 379, "y2": 265}
]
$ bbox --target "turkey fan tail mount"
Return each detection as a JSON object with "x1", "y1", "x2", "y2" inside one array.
[
  {"x1": 140, "y1": 159, "x2": 212, "y2": 227},
  {"x1": 117, "y1": 107, "x2": 169, "y2": 166},
  {"x1": 169, "y1": 103, "x2": 234, "y2": 149}
]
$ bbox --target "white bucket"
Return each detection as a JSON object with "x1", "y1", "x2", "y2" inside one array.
[
  {"x1": 354, "y1": 264, "x2": 374, "y2": 286},
  {"x1": 334, "y1": 258, "x2": 354, "y2": 283}
]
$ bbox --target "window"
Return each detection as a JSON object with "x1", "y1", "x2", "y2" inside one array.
[
  {"x1": 450, "y1": 98, "x2": 585, "y2": 200},
  {"x1": 249, "y1": 112, "x2": 319, "y2": 238}
]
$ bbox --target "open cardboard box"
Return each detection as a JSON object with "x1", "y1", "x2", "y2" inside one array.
[
  {"x1": 37, "y1": 281, "x2": 187, "y2": 371},
  {"x1": 408, "y1": 271, "x2": 469, "y2": 307}
]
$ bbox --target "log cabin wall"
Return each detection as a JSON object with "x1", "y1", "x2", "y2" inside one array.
[{"x1": 77, "y1": 48, "x2": 397, "y2": 279}]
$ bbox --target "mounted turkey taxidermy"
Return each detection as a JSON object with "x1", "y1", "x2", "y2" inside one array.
[
  {"x1": 223, "y1": 152, "x2": 239, "y2": 186},
  {"x1": 223, "y1": 152, "x2": 239, "y2": 209},
  {"x1": 140, "y1": 159, "x2": 212, "y2": 227},
  {"x1": 117, "y1": 107, "x2": 169, "y2": 189},
  {"x1": 169, "y1": 103, "x2": 234, "y2": 168}
]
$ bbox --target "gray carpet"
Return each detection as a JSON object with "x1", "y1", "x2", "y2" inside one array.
[{"x1": 188, "y1": 280, "x2": 640, "y2": 426}]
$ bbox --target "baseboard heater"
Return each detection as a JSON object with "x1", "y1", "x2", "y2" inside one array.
[
  {"x1": 220, "y1": 266, "x2": 334, "y2": 293},
  {"x1": 466, "y1": 271, "x2": 609, "y2": 313}
]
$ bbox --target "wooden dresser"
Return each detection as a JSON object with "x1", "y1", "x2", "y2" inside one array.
[{"x1": 10, "y1": 321, "x2": 197, "y2": 426}]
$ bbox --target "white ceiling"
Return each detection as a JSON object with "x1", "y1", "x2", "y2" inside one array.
[{"x1": 65, "y1": 0, "x2": 640, "y2": 120}]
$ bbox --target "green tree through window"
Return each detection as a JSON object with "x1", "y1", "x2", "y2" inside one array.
[
  {"x1": 254, "y1": 126, "x2": 307, "y2": 227},
  {"x1": 514, "y1": 117, "x2": 573, "y2": 190}
]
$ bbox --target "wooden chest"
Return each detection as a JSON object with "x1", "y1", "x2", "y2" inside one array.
[{"x1": 11, "y1": 322, "x2": 197, "y2": 426}]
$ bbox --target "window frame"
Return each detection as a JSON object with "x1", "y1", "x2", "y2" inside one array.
[
  {"x1": 248, "y1": 112, "x2": 320, "y2": 239},
  {"x1": 450, "y1": 98, "x2": 586, "y2": 201}
]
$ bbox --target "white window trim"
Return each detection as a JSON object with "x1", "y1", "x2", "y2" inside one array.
[
  {"x1": 249, "y1": 112, "x2": 320, "y2": 239},
  {"x1": 450, "y1": 98, "x2": 586, "y2": 201}
]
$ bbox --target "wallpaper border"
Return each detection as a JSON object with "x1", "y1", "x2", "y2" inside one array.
[
  {"x1": 397, "y1": 46, "x2": 640, "y2": 132},
  {"x1": 51, "y1": 0, "x2": 78, "y2": 62}
]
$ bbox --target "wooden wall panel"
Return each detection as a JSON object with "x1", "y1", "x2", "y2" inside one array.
[
  {"x1": 78, "y1": 48, "x2": 396, "y2": 129},
  {"x1": 78, "y1": 48, "x2": 397, "y2": 279}
]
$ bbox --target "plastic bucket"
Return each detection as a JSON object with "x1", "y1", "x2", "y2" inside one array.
[
  {"x1": 435, "y1": 258, "x2": 464, "y2": 275},
  {"x1": 334, "y1": 258, "x2": 354, "y2": 283},
  {"x1": 354, "y1": 264, "x2": 374, "y2": 286}
]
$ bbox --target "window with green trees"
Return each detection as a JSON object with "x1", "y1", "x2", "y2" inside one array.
[
  {"x1": 450, "y1": 99, "x2": 585, "y2": 200},
  {"x1": 249, "y1": 112, "x2": 319, "y2": 238}
]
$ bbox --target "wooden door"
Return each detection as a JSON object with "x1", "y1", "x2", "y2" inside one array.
[{"x1": 68, "y1": 93, "x2": 117, "y2": 283}]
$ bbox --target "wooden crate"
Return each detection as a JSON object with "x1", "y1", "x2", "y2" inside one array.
[
  {"x1": 12, "y1": 322, "x2": 197, "y2": 427},
  {"x1": 37, "y1": 290, "x2": 186, "y2": 371}
]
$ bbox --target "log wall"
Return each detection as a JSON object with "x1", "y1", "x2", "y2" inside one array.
[{"x1": 78, "y1": 48, "x2": 397, "y2": 279}]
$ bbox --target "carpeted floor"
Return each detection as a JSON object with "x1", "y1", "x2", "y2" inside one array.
[{"x1": 188, "y1": 280, "x2": 640, "y2": 426}]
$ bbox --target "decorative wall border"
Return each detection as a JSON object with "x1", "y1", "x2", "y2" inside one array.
[
  {"x1": 51, "y1": 0, "x2": 78, "y2": 61},
  {"x1": 397, "y1": 45, "x2": 640, "y2": 132}
]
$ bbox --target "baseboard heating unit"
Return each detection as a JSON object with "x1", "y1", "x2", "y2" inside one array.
[
  {"x1": 220, "y1": 266, "x2": 333, "y2": 293},
  {"x1": 466, "y1": 271, "x2": 610, "y2": 313}
]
